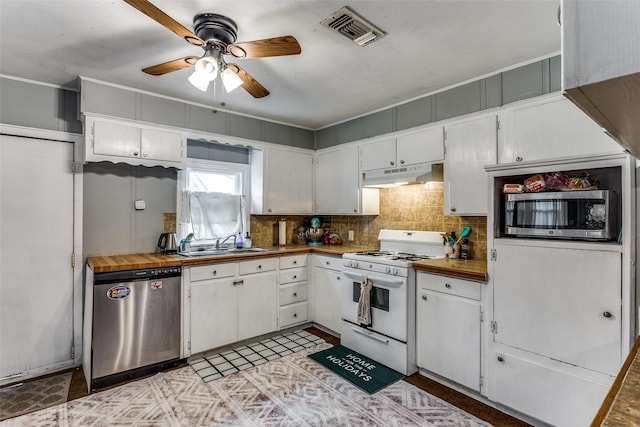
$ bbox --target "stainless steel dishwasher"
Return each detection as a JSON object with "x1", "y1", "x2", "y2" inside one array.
[{"x1": 91, "y1": 266, "x2": 182, "y2": 389}]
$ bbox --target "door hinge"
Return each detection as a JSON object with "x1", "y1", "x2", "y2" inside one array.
[
  {"x1": 187, "y1": 288, "x2": 191, "y2": 298},
  {"x1": 496, "y1": 118, "x2": 501, "y2": 131},
  {"x1": 490, "y1": 249, "x2": 497, "y2": 261},
  {"x1": 72, "y1": 162, "x2": 77, "y2": 175},
  {"x1": 490, "y1": 321, "x2": 498, "y2": 334},
  {"x1": 479, "y1": 376, "x2": 484, "y2": 389},
  {"x1": 187, "y1": 341, "x2": 191, "y2": 351},
  {"x1": 480, "y1": 311, "x2": 484, "y2": 322},
  {"x1": 71, "y1": 253, "x2": 76, "y2": 269},
  {"x1": 71, "y1": 345, "x2": 75, "y2": 359}
]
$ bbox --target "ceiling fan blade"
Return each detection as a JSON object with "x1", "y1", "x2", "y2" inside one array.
[
  {"x1": 227, "y1": 64, "x2": 270, "y2": 98},
  {"x1": 227, "y1": 36, "x2": 301, "y2": 59},
  {"x1": 123, "y1": 0, "x2": 204, "y2": 46},
  {"x1": 142, "y1": 56, "x2": 198, "y2": 75}
]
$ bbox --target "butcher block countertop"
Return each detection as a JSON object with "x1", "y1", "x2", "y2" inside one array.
[
  {"x1": 591, "y1": 335, "x2": 640, "y2": 426},
  {"x1": 412, "y1": 258, "x2": 488, "y2": 282},
  {"x1": 87, "y1": 245, "x2": 373, "y2": 273}
]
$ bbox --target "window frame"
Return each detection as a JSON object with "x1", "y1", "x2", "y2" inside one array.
[{"x1": 176, "y1": 158, "x2": 251, "y2": 245}]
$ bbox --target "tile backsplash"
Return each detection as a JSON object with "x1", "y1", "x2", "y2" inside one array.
[{"x1": 250, "y1": 183, "x2": 487, "y2": 260}]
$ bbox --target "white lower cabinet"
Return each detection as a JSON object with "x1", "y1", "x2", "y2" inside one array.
[
  {"x1": 278, "y1": 254, "x2": 309, "y2": 328},
  {"x1": 188, "y1": 258, "x2": 278, "y2": 355},
  {"x1": 311, "y1": 255, "x2": 344, "y2": 335},
  {"x1": 489, "y1": 241, "x2": 622, "y2": 426},
  {"x1": 416, "y1": 272, "x2": 482, "y2": 392}
]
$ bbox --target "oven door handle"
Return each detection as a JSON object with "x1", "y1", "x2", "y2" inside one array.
[
  {"x1": 351, "y1": 326, "x2": 390, "y2": 344},
  {"x1": 342, "y1": 271, "x2": 405, "y2": 287}
]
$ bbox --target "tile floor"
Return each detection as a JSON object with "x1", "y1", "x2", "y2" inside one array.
[{"x1": 189, "y1": 329, "x2": 325, "y2": 382}]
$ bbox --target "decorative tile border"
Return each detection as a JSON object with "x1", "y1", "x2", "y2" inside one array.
[{"x1": 189, "y1": 329, "x2": 325, "y2": 382}]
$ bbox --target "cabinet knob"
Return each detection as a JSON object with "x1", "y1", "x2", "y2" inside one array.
[
  {"x1": 293, "y1": 260, "x2": 297, "y2": 264},
  {"x1": 326, "y1": 261, "x2": 330, "y2": 265},
  {"x1": 293, "y1": 275, "x2": 297, "y2": 279},
  {"x1": 268, "y1": 209, "x2": 272, "y2": 212},
  {"x1": 445, "y1": 283, "x2": 451, "y2": 288},
  {"x1": 400, "y1": 160, "x2": 405, "y2": 164},
  {"x1": 293, "y1": 292, "x2": 297, "y2": 297},
  {"x1": 421, "y1": 294, "x2": 427, "y2": 300},
  {"x1": 258, "y1": 265, "x2": 262, "y2": 269},
  {"x1": 450, "y1": 207, "x2": 457, "y2": 212},
  {"x1": 515, "y1": 156, "x2": 523, "y2": 162},
  {"x1": 133, "y1": 151, "x2": 139, "y2": 156},
  {"x1": 353, "y1": 209, "x2": 357, "y2": 213},
  {"x1": 603, "y1": 311, "x2": 612, "y2": 318},
  {"x1": 212, "y1": 270, "x2": 217, "y2": 276},
  {"x1": 293, "y1": 313, "x2": 297, "y2": 317},
  {"x1": 337, "y1": 276, "x2": 341, "y2": 280},
  {"x1": 497, "y1": 356, "x2": 505, "y2": 363},
  {"x1": 390, "y1": 161, "x2": 395, "y2": 166}
]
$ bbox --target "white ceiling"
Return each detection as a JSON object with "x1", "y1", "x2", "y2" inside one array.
[{"x1": 0, "y1": 0, "x2": 561, "y2": 129}]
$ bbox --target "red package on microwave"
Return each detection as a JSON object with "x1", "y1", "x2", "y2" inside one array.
[{"x1": 524, "y1": 174, "x2": 546, "y2": 192}]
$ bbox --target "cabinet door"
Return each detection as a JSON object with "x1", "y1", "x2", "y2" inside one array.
[
  {"x1": 264, "y1": 148, "x2": 313, "y2": 214},
  {"x1": 444, "y1": 115, "x2": 497, "y2": 215},
  {"x1": 416, "y1": 289, "x2": 481, "y2": 391},
  {"x1": 93, "y1": 121, "x2": 141, "y2": 158},
  {"x1": 237, "y1": 272, "x2": 278, "y2": 341},
  {"x1": 140, "y1": 128, "x2": 183, "y2": 162},
  {"x1": 312, "y1": 267, "x2": 343, "y2": 334},
  {"x1": 360, "y1": 138, "x2": 396, "y2": 170},
  {"x1": 492, "y1": 242, "x2": 621, "y2": 375},
  {"x1": 502, "y1": 97, "x2": 622, "y2": 163},
  {"x1": 396, "y1": 127, "x2": 444, "y2": 166},
  {"x1": 190, "y1": 278, "x2": 237, "y2": 354},
  {"x1": 316, "y1": 146, "x2": 360, "y2": 214}
]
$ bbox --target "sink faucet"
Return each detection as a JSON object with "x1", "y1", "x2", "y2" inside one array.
[{"x1": 215, "y1": 234, "x2": 237, "y2": 249}]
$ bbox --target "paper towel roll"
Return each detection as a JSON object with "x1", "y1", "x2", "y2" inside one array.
[{"x1": 278, "y1": 220, "x2": 286, "y2": 246}]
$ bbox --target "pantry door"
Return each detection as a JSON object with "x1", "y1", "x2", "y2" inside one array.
[{"x1": 0, "y1": 134, "x2": 75, "y2": 381}]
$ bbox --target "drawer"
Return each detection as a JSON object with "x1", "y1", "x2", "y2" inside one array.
[
  {"x1": 239, "y1": 257, "x2": 278, "y2": 275},
  {"x1": 418, "y1": 272, "x2": 482, "y2": 300},
  {"x1": 279, "y1": 302, "x2": 308, "y2": 328},
  {"x1": 314, "y1": 254, "x2": 342, "y2": 271},
  {"x1": 280, "y1": 254, "x2": 308, "y2": 269},
  {"x1": 280, "y1": 282, "x2": 308, "y2": 306},
  {"x1": 279, "y1": 267, "x2": 308, "y2": 284},
  {"x1": 189, "y1": 262, "x2": 236, "y2": 282}
]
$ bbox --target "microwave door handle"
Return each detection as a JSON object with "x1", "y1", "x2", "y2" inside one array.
[{"x1": 342, "y1": 271, "x2": 405, "y2": 287}]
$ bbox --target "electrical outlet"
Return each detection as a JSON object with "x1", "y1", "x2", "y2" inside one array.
[
  {"x1": 134, "y1": 200, "x2": 145, "y2": 210},
  {"x1": 348, "y1": 230, "x2": 354, "y2": 241}
]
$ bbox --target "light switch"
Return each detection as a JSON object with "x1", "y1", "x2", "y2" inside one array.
[{"x1": 134, "y1": 200, "x2": 146, "y2": 210}]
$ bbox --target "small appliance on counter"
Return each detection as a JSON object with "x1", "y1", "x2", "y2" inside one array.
[{"x1": 157, "y1": 232, "x2": 178, "y2": 253}]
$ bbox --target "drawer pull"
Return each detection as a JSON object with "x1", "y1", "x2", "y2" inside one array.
[
  {"x1": 421, "y1": 295, "x2": 427, "y2": 301},
  {"x1": 326, "y1": 261, "x2": 330, "y2": 265},
  {"x1": 258, "y1": 265, "x2": 262, "y2": 269},
  {"x1": 293, "y1": 260, "x2": 297, "y2": 264},
  {"x1": 212, "y1": 270, "x2": 217, "y2": 276},
  {"x1": 445, "y1": 283, "x2": 451, "y2": 288},
  {"x1": 603, "y1": 311, "x2": 612, "y2": 318},
  {"x1": 293, "y1": 292, "x2": 297, "y2": 297},
  {"x1": 293, "y1": 313, "x2": 297, "y2": 318},
  {"x1": 233, "y1": 279, "x2": 244, "y2": 286},
  {"x1": 497, "y1": 356, "x2": 505, "y2": 363},
  {"x1": 293, "y1": 275, "x2": 297, "y2": 279}
]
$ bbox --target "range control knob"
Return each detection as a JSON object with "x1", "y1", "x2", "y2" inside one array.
[
  {"x1": 392, "y1": 267, "x2": 399, "y2": 275},
  {"x1": 347, "y1": 260, "x2": 358, "y2": 268},
  {"x1": 384, "y1": 266, "x2": 391, "y2": 274}
]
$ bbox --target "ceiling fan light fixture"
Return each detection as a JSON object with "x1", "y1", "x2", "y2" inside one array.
[
  {"x1": 188, "y1": 70, "x2": 210, "y2": 91},
  {"x1": 194, "y1": 55, "x2": 219, "y2": 80},
  {"x1": 221, "y1": 67, "x2": 243, "y2": 92}
]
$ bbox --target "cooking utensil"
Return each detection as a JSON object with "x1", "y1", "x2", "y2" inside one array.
[{"x1": 455, "y1": 226, "x2": 472, "y2": 244}]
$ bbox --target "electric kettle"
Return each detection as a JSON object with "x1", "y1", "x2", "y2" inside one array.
[{"x1": 157, "y1": 233, "x2": 178, "y2": 254}]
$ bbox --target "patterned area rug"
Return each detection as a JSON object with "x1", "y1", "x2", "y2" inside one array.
[
  {"x1": 0, "y1": 372, "x2": 72, "y2": 421},
  {"x1": 1, "y1": 344, "x2": 492, "y2": 426}
]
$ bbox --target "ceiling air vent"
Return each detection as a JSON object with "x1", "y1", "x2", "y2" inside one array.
[{"x1": 320, "y1": 6, "x2": 386, "y2": 47}]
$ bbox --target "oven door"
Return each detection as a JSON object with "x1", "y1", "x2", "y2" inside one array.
[{"x1": 340, "y1": 268, "x2": 408, "y2": 342}]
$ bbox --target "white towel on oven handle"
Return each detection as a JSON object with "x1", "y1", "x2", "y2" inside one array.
[{"x1": 357, "y1": 276, "x2": 373, "y2": 326}]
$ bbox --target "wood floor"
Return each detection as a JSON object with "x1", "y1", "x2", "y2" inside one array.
[{"x1": 56, "y1": 326, "x2": 529, "y2": 426}]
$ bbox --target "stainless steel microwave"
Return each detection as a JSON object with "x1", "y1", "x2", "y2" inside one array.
[{"x1": 504, "y1": 190, "x2": 616, "y2": 240}]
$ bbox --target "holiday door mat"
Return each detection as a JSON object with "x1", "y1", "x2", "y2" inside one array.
[
  {"x1": 308, "y1": 345, "x2": 404, "y2": 394},
  {"x1": 0, "y1": 372, "x2": 72, "y2": 421}
]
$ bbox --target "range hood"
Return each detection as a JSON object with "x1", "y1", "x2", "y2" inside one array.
[{"x1": 362, "y1": 163, "x2": 443, "y2": 188}]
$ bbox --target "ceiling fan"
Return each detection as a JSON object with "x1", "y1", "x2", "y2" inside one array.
[{"x1": 123, "y1": 0, "x2": 302, "y2": 98}]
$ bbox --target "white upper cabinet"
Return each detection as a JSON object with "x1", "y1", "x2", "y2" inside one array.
[
  {"x1": 444, "y1": 115, "x2": 497, "y2": 216},
  {"x1": 360, "y1": 127, "x2": 444, "y2": 171},
  {"x1": 500, "y1": 95, "x2": 623, "y2": 164},
  {"x1": 561, "y1": 0, "x2": 640, "y2": 158},
  {"x1": 315, "y1": 145, "x2": 379, "y2": 215},
  {"x1": 86, "y1": 116, "x2": 185, "y2": 168},
  {"x1": 251, "y1": 146, "x2": 314, "y2": 215}
]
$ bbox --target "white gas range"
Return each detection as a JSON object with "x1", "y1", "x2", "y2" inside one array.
[{"x1": 340, "y1": 230, "x2": 445, "y2": 375}]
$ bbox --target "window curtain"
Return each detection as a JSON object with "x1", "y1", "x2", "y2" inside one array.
[{"x1": 185, "y1": 191, "x2": 242, "y2": 240}]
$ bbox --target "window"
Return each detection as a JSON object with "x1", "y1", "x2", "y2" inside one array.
[{"x1": 177, "y1": 159, "x2": 250, "y2": 246}]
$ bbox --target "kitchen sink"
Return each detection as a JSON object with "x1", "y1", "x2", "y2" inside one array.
[{"x1": 178, "y1": 247, "x2": 267, "y2": 257}]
